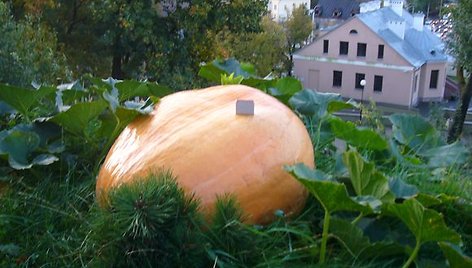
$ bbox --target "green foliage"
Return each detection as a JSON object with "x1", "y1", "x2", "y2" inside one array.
[
  {"x1": 199, "y1": 58, "x2": 302, "y2": 105},
  {"x1": 219, "y1": 16, "x2": 287, "y2": 76},
  {"x1": 88, "y1": 171, "x2": 206, "y2": 267},
  {"x1": 389, "y1": 114, "x2": 470, "y2": 168},
  {"x1": 1, "y1": 58, "x2": 471, "y2": 267},
  {"x1": 445, "y1": 0, "x2": 472, "y2": 142},
  {"x1": 285, "y1": 5, "x2": 313, "y2": 75},
  {"x1": 0, "y1": 77, "x2": 171, "y2": 170},
  {"x1": 0, "y1": 2, "x2": 69, "y2": 87}
]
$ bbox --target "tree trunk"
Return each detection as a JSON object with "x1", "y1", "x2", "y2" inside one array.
[
  {"x1": 287, "y1": 44, "x2": 295, "y2": 77},
  {"x1": 447, "y1": 71, "x2": 472, "y2": 143},
  {"x1": 111, "y1": 54, "x2": 123, "y2": 79},
  {"x1": 111, "y1": 33, "x2": 124, "y2": 79}
]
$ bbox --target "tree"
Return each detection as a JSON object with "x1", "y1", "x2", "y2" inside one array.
[
  {"x1": 285, "y1": 5, "x2": 313, "y2": 76},
  {"x1": 0, "y1": 2, "x2": 69, "y2": 87},
  {"x1": 219, "y1": 16, "x2": 287, "y2": 76},
  {"x1": 407, "y1": 0, "x2": 442, "y2": 15},
  {"x1": 446, "y1": 0, "x2": 472, "y2": 143}
]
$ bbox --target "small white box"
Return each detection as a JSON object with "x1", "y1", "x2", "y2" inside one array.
[{"x1": 236, "y1": 100, "x2": 254, "y2": 116}]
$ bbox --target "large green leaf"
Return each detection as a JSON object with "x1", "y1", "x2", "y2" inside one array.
[
  {"x1": 329, "y1": 117, "x2": 388, "y2": 150},
  {"x1": 384, "y1": 199, "x2": 461, "y2": 244},
  {"x1": 388, "y1": 177, "x2": 418, "y2": 200},
  {"x1": 285, "y1": 164, "x2": 370, "y2": 214},
  {"x1": 439, "y1": 242, "x2": 472, "y2": 267},
  {"x1": 0, "y1": 84, "x2": 55, "y2": 118},
  {"x1": 146, "y1": 83, "x2": 173, "y2": 98},
  {"x1": 418, "y1": 141, "x2": 470, "y2": 168},
  {"x1": 327, "y1": 100, "x2": 358, "y2": 113},
  {"x1": 342, "y1": 151, "x2": 394, "y2": 202},
  {"x1": 0, "y1": 129, "x2": 40, "y2": 169},
  {"x1": 289, "y1": 89, "x2": 342, "y2": 118},
  {"x1": 415, "y1": 193, "x2": 459, "y2": 208},
  {"x1": 50, "y1": 100, "x2": 108, "y2": 136},
  {"x1": 115, "y1": 80, "x2": 151, "y2": 101},
  {"x1": 270, "y1": 77, "x2": 303, "y2": 96},
  {"x1": 389, "y1": 114, "x2": 443, "y2": 154},
  {"x1": 114, "y1": 80, "x2": 172, "y2": 101},
  {"x1": 211, "y1": 58, "x2": 254, "y2": 78},
  {"x1": 330, "y1": 218, "x2": 404, "y2": 259},
  {"x1": 198, "y1": 58, "x2": 254, "y2": 83}
]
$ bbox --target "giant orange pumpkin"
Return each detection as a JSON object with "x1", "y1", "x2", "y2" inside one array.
[{"x1": 96, "y1": 85, "x2": 314, "y2": 224}]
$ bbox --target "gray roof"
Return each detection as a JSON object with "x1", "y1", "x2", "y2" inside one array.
[
  {"x1": 357, "y1": 7, "x2": 447, "y2": 67},
  {"x1": 315, "y1": 0, "x2": 370, "y2": 20}
]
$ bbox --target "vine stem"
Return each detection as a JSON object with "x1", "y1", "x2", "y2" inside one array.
[
  {"x1": 402, "y1": 239, "x2": 421, "y2": 268},
  {"x1": 319, "y1": 210, "x2": 331, "y2": 264},
  {"x1": 351, "y1": 212, "x2": 364, "y2": 225}
]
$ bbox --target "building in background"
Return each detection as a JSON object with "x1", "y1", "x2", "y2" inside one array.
[
  {"x1": 312, "y1": 0, "x2": 372, "y2": 31},
  {"x1": 268, "y1": 0, "x2": 310, "y2": 22},
  {"x1": 293, "y1": 0, "x2": 447, "y2": 107}
]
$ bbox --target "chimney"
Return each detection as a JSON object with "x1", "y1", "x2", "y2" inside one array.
[
  {"x1": 412, "y1": 13, "x2": 424, "y2": 31},
  {"x1": 388, "y1": 19, "x2": 405, "y2": 39},
  {"x1": 360, "y1": 1, "x2": 381, "y2": 13},
  {"x1": 389, "y1": 0, "x2": 404, "y2": 17}
]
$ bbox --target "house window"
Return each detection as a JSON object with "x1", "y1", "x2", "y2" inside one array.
[
  {"x1": 333, "y1": 70, "x2": 342, "y2": 87},
  {"x1": 355, "y1": 73, "x2": 365, "y2": 89},
  {"x1": 333, "y1": 8, "x2": 342, "y2": 18},
  {"x1": 429, "y1": 70, "x2": 439, "y2": 89},
  {"x1": 357, "y1": 43, "x2": 367, "y2": 57},
  {"x1": 350, "y1": 29, "x2": 358, "y2": 34},
  {"x1": 314, "y1": 5, "x2": 322, "y2": 16},
  {"x1": 378, "y1": 44, "x2": 384, "y2": 59},
  {"x1": 374, "y1": 75, "x2": 383, "y2": 92},
  {"x1": 339, "y1": 41, "x2": 349, "y2": 55},
  {"x1": 274, "y1": 4, "x2": 277, "y2": 10},
  {"x1": 323, "y1": 40, "x2": 329, "y2": 53}
]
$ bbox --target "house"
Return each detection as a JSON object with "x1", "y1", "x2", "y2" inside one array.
[
  {"x1": 268, "y1": 0, "x2": 310, "y2": 21},
  {"x1": 293, "y1": 0, "x2": 448, "y2": 107},
  {"x1": 312, "y1": 0, "x2": 372, "y2": 30}
]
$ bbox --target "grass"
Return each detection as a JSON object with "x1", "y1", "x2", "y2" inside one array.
[
  {"x1": 0, "y1": 169, "x2": 95, "y2": 266},
  {"x1": 1, "y1": 113, "x2": 471, "y2": 267}
]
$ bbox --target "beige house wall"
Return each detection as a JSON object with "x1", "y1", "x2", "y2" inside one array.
[
  {"x1": 294, "y1": 59, "x2": 414, "y2": 106},
  {"x1": 298, "y1": 18, "x2": 412, "y2": 67},
  {"x1": 418, "y1": 62, "x2": 446, "y2": 102}
]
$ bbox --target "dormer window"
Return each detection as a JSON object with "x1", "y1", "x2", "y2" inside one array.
[
  {"x1": 332, "y1": 8, "x2": 342, "y2": 18},
  {"x1": 314, "y1": 5, "x2": 322, "y2": 16},
  {"x1": 351, "y1": 8, "x2": 359, "y2": 17}
]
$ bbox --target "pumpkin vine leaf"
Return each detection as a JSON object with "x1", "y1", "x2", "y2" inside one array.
[
  {"x1": 329, "y1": 117, "x2": 388, "y2": 150},
  {"x1": 439, "y1": 242, "x2": 472, "y2": 267},
  {"x1": 342, "y1": 151, "x2": 395, "y2": 203},
  {"x1": 285, "y1": 163, "x2": 370, "y2": 264},
  {"x1": 384, "y1": 198, "x2": 462, "y2": 268}
]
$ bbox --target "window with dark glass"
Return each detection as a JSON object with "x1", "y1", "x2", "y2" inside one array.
[
  {"x1": 378, "y1": 44, "x2": 384, "y2": 59},
  {"x1": 333, "y1": 70, "x2": 342, "y2": 87},
  {"x1": 355, "y1": 73, "x2": 365, "y2": 89},
  {"x1": 323, "y1": 40, "x2": 329, "y2": 53},
  {"x1": 374, "y1": 75, "x2": 383, "y2": 92},
  {"x1": 339, "y1": 41, "x2": 349, "y2": 55},
  {"x1": 357, "y1": 43, "x2": 367, "y2": 57},
  {"x1": 429, "y1": 70, "x2": 439, "y2": 89}
]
